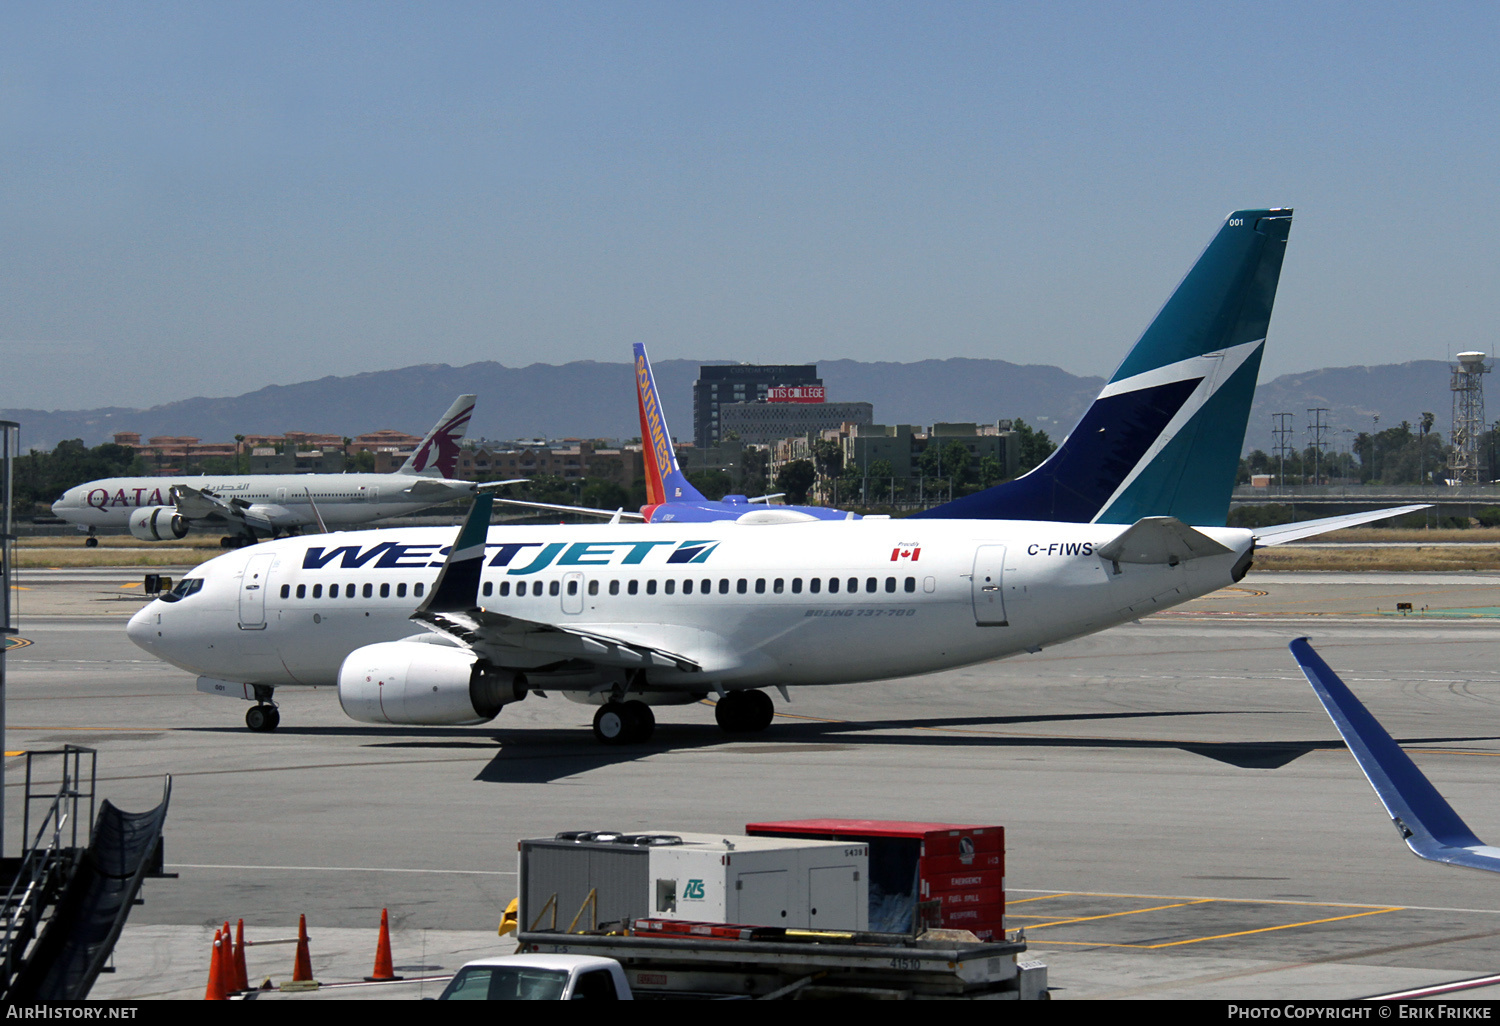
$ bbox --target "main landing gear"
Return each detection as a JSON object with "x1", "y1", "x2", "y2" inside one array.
[
  {"x1": 714, "y1": 689, "x2": 775, "y2": 734},
  {"x1": 220, "y1": 535, "x2": 256, "y2": 549},
  {"x1": 592, "y1": 701, "x2": 655, "y2": 746}
]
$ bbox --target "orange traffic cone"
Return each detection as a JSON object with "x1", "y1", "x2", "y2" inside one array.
[
  {"x1": 233, "y1": 919, "x2": 249, "y2": 993},
  {"x1": 204, "y1": 928, "x2": 226, "y2": 1000},
  {"x1": 365, "y1": 908, "x2": 402, "y2": 981},
  {"x1": 220, "y1": 922, "x2": 235, "y2": 993},
  {"x1": 292, "y1": 914, "x2": 314, "y2": 982}
]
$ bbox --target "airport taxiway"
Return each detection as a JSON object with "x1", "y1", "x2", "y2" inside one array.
[{"x1": 9, "y1": 568, "x2": 1500, "y2": 999}]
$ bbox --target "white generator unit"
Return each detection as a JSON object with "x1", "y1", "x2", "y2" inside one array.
[
  {"x1": 648, "y1": 833, "x2": 868, "y2": 931},
  {"x1": 517, "y1": 830, "x2": 869, "y2": 934}
]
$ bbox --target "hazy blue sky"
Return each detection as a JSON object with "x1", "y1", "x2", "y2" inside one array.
[{"x1": 2, "y1": 1, "x2": 1497, "y2": 410}]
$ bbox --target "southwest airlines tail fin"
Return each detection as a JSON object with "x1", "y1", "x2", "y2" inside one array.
[
  {"x1": 634, "y1": 344, "x2": 706, "y2": 506},
  {"x1": 913, "y1": 208, "x2": 1293, "y2": 527},
  {"x1": 399, "y1": 395, "x2": 477, "y2": 478}
]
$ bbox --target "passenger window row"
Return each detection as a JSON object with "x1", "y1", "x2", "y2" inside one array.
[
  {"x1": 477, "y1": 576, "x2": 920, "y2": 597},
  {"x1": 278, "y1": 576, "x2": 925, "y2": 602},
  {"x1": 281, "y1": 582, "x2": 426, "y2": 600}
]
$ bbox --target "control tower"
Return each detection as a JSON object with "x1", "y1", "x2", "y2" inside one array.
[{"x1": 1449, "y1": 351, "x2": 1491, "y2": 484}]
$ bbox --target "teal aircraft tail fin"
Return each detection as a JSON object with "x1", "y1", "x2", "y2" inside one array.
[{"x1": 913, "y1": 208, "x2": 1292, "y2": 526}]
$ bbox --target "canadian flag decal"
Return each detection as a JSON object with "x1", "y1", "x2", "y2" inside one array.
[{"x1": 891, "y1": 546, "x2": 921, "y2": 562}]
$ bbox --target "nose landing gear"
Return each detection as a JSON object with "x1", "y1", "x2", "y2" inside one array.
[{"x1": 245, "y1": 703, "x2": 280, "y2": 732}]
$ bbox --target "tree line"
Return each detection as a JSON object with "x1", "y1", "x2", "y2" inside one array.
[{"x1": 1241, "y1": 415, "x2": 1500, "y2": 486}]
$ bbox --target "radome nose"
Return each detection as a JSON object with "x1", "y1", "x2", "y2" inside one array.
[{"x1": 126, "y1": 604, "x2": 156, "y2": 651}]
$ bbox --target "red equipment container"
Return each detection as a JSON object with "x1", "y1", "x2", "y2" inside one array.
[{"x1": 744, "y1": 819, "x2": 1004, "y2": 941}]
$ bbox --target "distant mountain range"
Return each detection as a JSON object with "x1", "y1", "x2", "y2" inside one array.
[{"x1": 0, "y1": 357, "x2": 1465, "y2": 457}]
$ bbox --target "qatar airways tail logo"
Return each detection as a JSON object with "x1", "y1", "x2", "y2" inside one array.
[
  {"x1": 409, "y1": 402, "x2": 473, "y2": 477},
  {"x1": 302, "y1": 538, "x2": 717, "y2": 574}
]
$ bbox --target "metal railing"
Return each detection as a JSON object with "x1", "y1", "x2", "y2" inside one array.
[{"x1": 0, "y1": 747, "x2": 98, "y2": 994}]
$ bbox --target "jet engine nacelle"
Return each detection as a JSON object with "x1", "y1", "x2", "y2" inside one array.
[
  {"x1": 128, "y1": 506, "x2": 189, "y2": 541},
  {"x1": 337, "y1": 641, "x2": 527, "y2": 725}
]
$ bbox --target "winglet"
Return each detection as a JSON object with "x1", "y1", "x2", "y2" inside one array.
[
  {"x1": 400, "y1": 395, "x2": 477, "y2": 478},
  {"x1": 634, "y1": 344, "x2": 705, "y2": 507},
  {"x1": 418, "y1": 494, "x2": 492, "y2": 614},
  {"x1": 1289, "y1": 638, "x2": 1500, "y2": 873}
]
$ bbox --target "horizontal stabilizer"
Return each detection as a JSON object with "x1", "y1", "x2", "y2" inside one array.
[
  {"x1": 1290, "y1": 638, "x2": 1500, "y2": 874},
  {"x1": 1095, "y1": 517, "x2": 1232, "y2": 565},
  {"x1": 495, "y1": 498, "x2": 646, "y2": 522},
  {"x1": 1254, "y1": 505, "x2": 1429, "y2": 546},
  {"x1": 735, "y1": 509, "x2": 821, "y2": 525}
]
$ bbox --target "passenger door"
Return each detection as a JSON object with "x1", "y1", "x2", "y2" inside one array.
[{"x1": 238, "y1": 553, "x2": 276, "y2": 630}]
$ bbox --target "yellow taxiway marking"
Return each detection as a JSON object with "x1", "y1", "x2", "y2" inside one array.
[
  {"x1": 1018, "y1": 898, "x2": 1216, "y2": 929},
  {"x1": 1142, "y1": 906, "x2": 1403, "y2": 948},
  {"x1": 4, "y1": 751, "x2": 25, "y2": 757},
  {"x1": 1013, "y1": 892, "x2": 1405, "y2": 949},
  {"x1": 120, "y1": 581, "x2": 141, "y2": 589},
  {"x1": 1006, "y1": 893, "x2": 1074, "y2": 905}
]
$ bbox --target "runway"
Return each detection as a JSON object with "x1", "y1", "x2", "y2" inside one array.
[{"x1": 8, "y1": 569, "x2": 1500, "y2": 998}]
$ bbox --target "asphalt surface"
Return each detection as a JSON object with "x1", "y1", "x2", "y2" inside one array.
[{"x1": 9, "y1": 567, "x2": 1500, "y2": 999}]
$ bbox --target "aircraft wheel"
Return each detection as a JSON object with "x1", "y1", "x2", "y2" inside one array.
[
  {"x1": 592, "y1": 703, "x2": 631, "y2": 745},
  {"x1": 622, "y1": 701, "x2": 655, "y2": 743},
  {"x1": 84, "y1": 537, "x2": 99, "y2": 548},
  {"x1": 715, "y1": 690, "x2": 774, "y2": 733},
  {"x1": 220, "y1": 537, "x2": 236, "y2": 549},
  {"x1": 246, "y1": 705, "x2": 279, "y2": 732},
  {"x1": 741, "y1": 689, "x2": 774, "y2": 731}
]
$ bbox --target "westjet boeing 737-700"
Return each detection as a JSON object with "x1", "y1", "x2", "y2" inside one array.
[{"x1": 124, "y1": 208, "x2": 1424, "y2": 739}]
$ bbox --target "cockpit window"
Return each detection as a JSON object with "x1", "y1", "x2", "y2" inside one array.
[{"x1": 158, "y1": 578, "x2": 204, "y2": 603}]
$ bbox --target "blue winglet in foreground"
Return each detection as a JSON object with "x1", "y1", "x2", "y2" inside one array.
[{"x1": 1290, "y1": 637, "x2": 1500, "y2": 874}]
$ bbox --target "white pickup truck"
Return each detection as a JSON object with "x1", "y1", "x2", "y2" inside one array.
[{"x1": 436, "y1": 954, "x2": 633, "y2": 1001}]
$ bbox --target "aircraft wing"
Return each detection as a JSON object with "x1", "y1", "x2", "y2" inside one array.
[
  {"x1": 1254, "y1": 506, "x2": 1429, "y2": 545},
  {"x1": 170, "y1": 484, "x2": 274, "y2": 532},
  {"x1": 410, "y1": 494, "x2": 699, "y2": 673},
  {"x1": 495, "y1": 498, "x2": 646, "y2": 522},
  {"x1": 1290, "y1": 638, "x2": 1500, "y2": 874},
  {"x1": 1096, "y1": 517, "x2": 1232, "y2": 564},
  {"x1": 414, "y1": 607, "x2": 703, "y2": 672}
]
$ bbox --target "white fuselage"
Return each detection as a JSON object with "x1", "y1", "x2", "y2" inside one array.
[
  {"x1": 53, "y1": 473, "x2": 476, "y2": 531},
  {"x1": 127, "y1": 518, "x2": 1253, "y2": 692}
]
